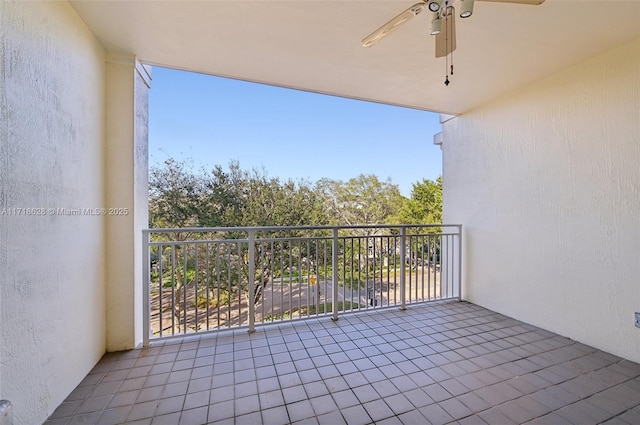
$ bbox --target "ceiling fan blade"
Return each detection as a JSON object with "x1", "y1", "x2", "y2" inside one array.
[
  {"x1": 435, "y1": 8, "x2": 456, "y2": 58},
  {"x1": 362, "y1": 2, "x2": 426, "y2": 47},
  {"x1": 477, "y1": 0, "x2": 545, "y2": 5}
]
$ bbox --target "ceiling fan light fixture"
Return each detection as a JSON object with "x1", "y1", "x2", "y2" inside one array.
[
  {"x1": 459, "y1": 0, "x2": 474, "y2": 18},
  {"x1": 427, "y1": 1, "x2": 440, "y2": 12},
  {"x1": 430, "y1": 17, "x2": 441, "y2": 35}
]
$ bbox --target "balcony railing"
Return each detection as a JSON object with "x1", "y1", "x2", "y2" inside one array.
[{"x1": 142, "y1": 224, "x2": 461, "y2": 346}]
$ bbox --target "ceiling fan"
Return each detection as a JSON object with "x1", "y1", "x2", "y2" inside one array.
[{"x1": 361, "y1": 0, "x2": 545, "y2": 85}]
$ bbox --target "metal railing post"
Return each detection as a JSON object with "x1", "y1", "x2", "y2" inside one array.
[
  {"x1": 142, "y1": 230, "x2": 151, "y2": 347},
  {"x1": 248, "y1": 229, "x2": 256, "y2": 333},
  {"x1": 332, "y1": 228, "x2": 339, "y2": 321},
  {"x1": 458, "y1": 225, "x2": 462, "y2": 301},
  {"x1": 400, "y1": 226, "x2": 407, "y2": 310}
]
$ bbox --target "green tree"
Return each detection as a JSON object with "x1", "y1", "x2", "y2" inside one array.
[
  {"x1": 149, "y1": 158, "x2": 331, "y2": 311},
  {"x1": 316, "y1": 174, "x2": 404, "y2": 226},
  {"x1": 198, "y1": 161, "x2": 330, "y2": 303},
  {"x1": 315, "y1": 174, "x2": 405, "y2": 288},
  {"x1": 395, "y1": 176, "x2": 442, "y2": 225},
  {"x1": 393, "y1": 177, "x2": 443, "y2": 268},
  {"x1": 149, "y1": 158, "x2": 204, "y2": 229},
  {"x1": 149, "y1": 158, "x2": 209, "y2": 326},
  {"x1": 149, "y1": 158, "x2": 329, "y2": 228}
]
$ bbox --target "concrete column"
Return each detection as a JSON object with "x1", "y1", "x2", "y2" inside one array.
[{"x1": 105, "y1": 54, "x2": 151, "y2": 351}]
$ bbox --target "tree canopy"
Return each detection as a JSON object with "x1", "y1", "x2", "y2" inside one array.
[
  {"x1": 149, "y1": 159, "x2": 328, "y2": 229},
  {"x1": 394, "y1": 177, "x2": 442, "y2": 225},
  {"x1": 149, "y1": 157, "x2": 442, "y2": 229},
  {"x1": 315, "y1": 174, "x2": 404, "y2": 227}
]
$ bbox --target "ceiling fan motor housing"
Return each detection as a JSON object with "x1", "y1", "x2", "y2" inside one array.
[{"x1": 427, "y1": 1, "x2": 441, "y2": 12}]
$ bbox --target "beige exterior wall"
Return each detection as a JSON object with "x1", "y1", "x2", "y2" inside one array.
[
  {"x1": 104, "y1": 57, "x2": 150, "y2": 351},
  {"x1": 0, "y1": 1, "x2": 107, "y2": 424},
  {"x1": 443, "y1": 39, "x2": 640, "y2": 363}
]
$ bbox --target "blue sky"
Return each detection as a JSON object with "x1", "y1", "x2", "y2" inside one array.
[{"x1": 149, "y1": 66, "x2": 442, "y2": 197}]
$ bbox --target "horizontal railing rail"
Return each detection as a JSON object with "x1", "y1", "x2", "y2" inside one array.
[{"x1": 143, "y1": 224, "x2": 462, "y2": 346}]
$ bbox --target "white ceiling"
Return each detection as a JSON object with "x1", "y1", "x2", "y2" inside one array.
[{"x1": 70, "y1": 0, "x2": 640, "y2": 115}]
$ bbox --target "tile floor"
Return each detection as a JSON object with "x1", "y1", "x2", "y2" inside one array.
[{"x1": 46, "y1": 301, "x2": 640, "y2": 425}]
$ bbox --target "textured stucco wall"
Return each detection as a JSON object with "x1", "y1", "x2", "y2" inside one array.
[
  {"x1": 443, "y1": 39, "x2": 640, "y2": 362},
  {"x1": 0, "y1": 1, "x2": 107, "y2": 424}
]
